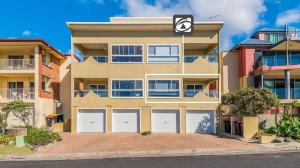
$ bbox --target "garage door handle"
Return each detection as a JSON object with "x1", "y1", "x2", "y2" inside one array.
[
  {"x1": 124, "y1": 121, "x2": 129, "y2": 123},
  {"x1": 90, "y1": 122, "x2": 95, "y2": 123},
  {"x1": 163, "y1": 122, "x2": 168, "y2": 124}
]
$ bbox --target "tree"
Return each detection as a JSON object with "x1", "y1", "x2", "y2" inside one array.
[
  {"x1": 221, "y1": 88, "x2": 279, "y2": 115},
  {"x1": 0, "y1": 109, "x2": 10, "y2": 134},
  {"x1": 2, "y1": 100, "x2": 31, "y2": 127}
]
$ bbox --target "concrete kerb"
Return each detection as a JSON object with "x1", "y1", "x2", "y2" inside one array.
[{"x1": 1, "y1": 147, "x2": 300, "y2": 161}]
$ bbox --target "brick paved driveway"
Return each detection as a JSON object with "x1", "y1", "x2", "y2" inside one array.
[{"x1": 37, "y1": 133, "x2": 261, "y2": 154}]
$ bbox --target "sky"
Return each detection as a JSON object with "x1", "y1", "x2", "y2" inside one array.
[{"x1": 0, "y1": 0, "x2": 300, "y2": 53}]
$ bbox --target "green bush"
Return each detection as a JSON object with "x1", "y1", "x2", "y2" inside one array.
[
  {"x1": 141, "y1": 131, "x2": 151, "y2": 136},
  {"x1": 24, "y1": 127, "x2": 62, "y2": 146},
  {"x1": 0, "y1": 135, "x2": 15, "y2": 145},
  {"x1": 264, "y1": 115, "x2": 300, "y2": 140}
]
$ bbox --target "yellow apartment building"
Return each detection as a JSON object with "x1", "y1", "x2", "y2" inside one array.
[{"x1": 67, "y1": 17, "x2": 223, "y2": 134}]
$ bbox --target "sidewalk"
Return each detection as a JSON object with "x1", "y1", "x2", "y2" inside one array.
[{"x1": 1, "y1": 145, "x2": 300, "y2": 161}]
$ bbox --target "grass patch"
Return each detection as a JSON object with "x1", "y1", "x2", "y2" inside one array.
[{"x1": 0, "y1": 145, "x2": 32, "y2": 156}]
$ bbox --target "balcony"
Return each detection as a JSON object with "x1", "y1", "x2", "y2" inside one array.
[
  {"x1": 0, "y1": 59, "x2": 35, "y2": 71},
  {"x1": 255, "y1": 51, "x2": 300, "y2": 68},
  {"x1": 0, "y1": 88, "x2": 35, "y2": 101},
  {"x1": 148, "y1": 89, "x2": 180, "y2": 97}
]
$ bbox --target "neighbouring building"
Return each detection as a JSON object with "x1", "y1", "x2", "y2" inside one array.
[
  {"x1": 223, "y1": 27, "x2": 300, "y2": 114},
  {"x1": 67, "y1": 17, "x2": 223, "y2": 134},
  {"x1": 0, "y1": 39, "x2": 72, "y2": 127}
]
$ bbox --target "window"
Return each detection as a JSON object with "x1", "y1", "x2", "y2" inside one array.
[
  {"x1": 289, "y1": 51, "x2": 300, "y2": 65},
  {"x1": 111, "y1": 45, "x2": 143, "y2": 63},
  {"x1": 184, "y1": 84, "x2": 203, "y2": 97},
  {"x1": 42, "y1": 76, "x2": 51, "y2": 92},
  {"x1": 89, "y1": 84, "x2": 107, "y2": 97},
  {"x1": 208, "y1": 47, "x2": 218, "y2": 63},
  {"x1": 148, "y1": 80, "x2": 179, "y2": 97},
  {"x1": 112, "y1": 80, "x2": 143, "y2": 97},
  {"x1": 148, "y1": 45, "x2": 180, "y2": 63},
  {"x1": 42, "y1": 50, "x2": 51, "y2": 66},
  {"x1": 264, "y1": 33, "x2": 285, "y2": 44},
  {"x1": 91, "y1": 56, "x2": 108, "y2": 63}
]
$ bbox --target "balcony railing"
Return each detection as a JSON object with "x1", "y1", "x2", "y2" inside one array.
[
  {"x1": 74, "y1": 90, "x2": 107, "y2": 97},
  {"x1": 148, "y1": 89, "x2": 180, "y2": 97},
  {"x1": 0, "y1": 59, "x2": 35, "y2": 70},
  {"x1": 83, "y1": 56, "x2": 108, "y2": 63},
  {"x1": 184, "y1": 90, "x2": 219, "y2": 98},
  {"x1": 112, "y1": 89, "x2": 143, "y2": 97},
  {"x1": 0, "y1": 88, "x2": 35, "y2": 100}
]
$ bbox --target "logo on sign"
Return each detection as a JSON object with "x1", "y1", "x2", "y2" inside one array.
[{"x1": 173, "y1": 15, "x2": 194, "y2": 35}]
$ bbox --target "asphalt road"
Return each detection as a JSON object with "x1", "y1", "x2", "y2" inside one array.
[{"x1": 1, "y1": 152, "x2": 300, "y2": 168}]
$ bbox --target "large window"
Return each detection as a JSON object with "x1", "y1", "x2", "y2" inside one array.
[
  {"x1": 42, "y1": 76, "x2": 51, "y2": 92},
  {"x1": 148, "y1": 45, "x2": 180, "y2": 63},
  {"x1": 112, "y1": 80, "x2": 143, "y2": 97},
  {"x1": 111, "y1": 45, "x2": 143, "y2": 63},
  {"x1": 264, "y1": 33, "x2": 285, "y2": 44},
  {"x1": 289, "y1": 51, "x2": 300, "y2": 65},
  {"x1": 208, "y1": 47, "x2": 218, "y2": 63},
  {"x1": 148, "y1": 80, "x2": 180, "y2": 97}
]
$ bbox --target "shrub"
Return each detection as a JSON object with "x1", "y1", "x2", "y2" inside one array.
[
  {"x1": 264, "y1": 114, "x2": 300, "y2": 140},
  {"x1": 222, "y1": 88, "x2": 279, "y2": 115},
  {"x1": 0, "y1": 135, "x2": 15, "y2": 145},
  {"x1": 24, "y1": 127, "x2": 62, "y2": 146},
  {"x1": 141, "y1": 131, "x2": 151, "y2": 136}
]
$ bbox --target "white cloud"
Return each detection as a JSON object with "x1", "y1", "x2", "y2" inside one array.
[
  {"x1": 79, "y1": 0, "x2": 104, "y2": 5},
  {"x1": 120, "y1": 0, "x2": 266, "y2": 50},
  {"x1": 276, "y1": 8, "x2": 300, "y2": 26},
  {"x1": 22, "y1": 30, "x2": 32, "y2": 36}
]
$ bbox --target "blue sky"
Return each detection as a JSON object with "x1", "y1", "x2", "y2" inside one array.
[{"x1": 0, "y1": 0, "x2": 300, "y2": 53}]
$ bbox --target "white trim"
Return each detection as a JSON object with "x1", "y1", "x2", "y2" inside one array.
[
  {"x1": 111, "y1": 108, "x2": 142, "y2": 133},
  {"x1": 67, "y1": 21, "x2": 225, "y2": 26},
  {"x1": 182, "y1": 35, "x2": 185, "y2": 74},
  {"x1": 110, "y1": 44, "x2": 144, "y2": 64},
  {"x1": 147, "y1": 78, "x2": 181, "y2": 98},
  {"x1": 151, "y1": 108, "x2": 181, "y2": 133},
  {"x1": 146, "y1": 44, "x2": 181, "y2": 64},
  {"x1": 110, "y1": 79, "x2": 144, "y2": 98},
  {"x1": 76, "y1": 108, "x2": 107, "y2": 133}
]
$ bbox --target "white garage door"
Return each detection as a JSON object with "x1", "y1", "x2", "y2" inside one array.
[
  {"x1": 77, "y1": 109, "x2": 105, "y2": 133},
  {"x1": 112, "y1": 109, "x2": 140, "y2": 132},
  {"x1": 152, "y1": 109, "x2": 179, "y2": 133},
  {"x1": 186, "y1": 110, "x2": 215, "y2": 134}
]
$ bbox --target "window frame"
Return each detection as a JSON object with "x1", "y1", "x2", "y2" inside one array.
[
  {"x1": 110, "y1": 44, "x2": 144, "y2": 63},
  {"x1": 147, "y1": 44, "x2": 181, "y2": 63},
  {"x1": 111, "y1": 79, "x2": 144, "y2": 98},
  {"x1": 41, "y1": 50, "x2": 52, "y2": 67},
  {"x1": 41, "y1": 75, "x2": 52, "y2": 92},
  {"x1": 147, "y1": 79, "x2": 181, "y2": 98}
]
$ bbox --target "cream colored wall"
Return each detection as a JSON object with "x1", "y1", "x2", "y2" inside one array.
[
  {"x1": 222, "y1": 51, "x2": 240, "y2": 93},
  {"x1": 35, "y1": 98, "x2": 55, "y2": 127}
]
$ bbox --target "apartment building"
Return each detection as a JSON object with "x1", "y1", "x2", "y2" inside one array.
[
  {"x1": 68, "y1": 17, "x2": 223, "y2": 134},
  {"x1": 223, "y1": 27, "x2": 300, "y2": 113},
  {"x1": 0, "y1": 39, "x2": 71, "y2": 127}
]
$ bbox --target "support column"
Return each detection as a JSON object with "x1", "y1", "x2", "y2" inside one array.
[
  {"x1": 285, "y1": 70, "x2": 291, "y2": 99},
  {"x1": 261, "y1": 74, "x2": 264, "y2": 87}
]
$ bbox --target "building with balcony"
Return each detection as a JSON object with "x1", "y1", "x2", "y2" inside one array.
[
  {"x1": 68, "y1": 17, "x2": 223, "y2": 134},
  {"x1": 0, "y1": 39, "x2": 72, "y2": 127},
  {"x1": 223, "y1": 27, "x2": 300, "y2": 114}
]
